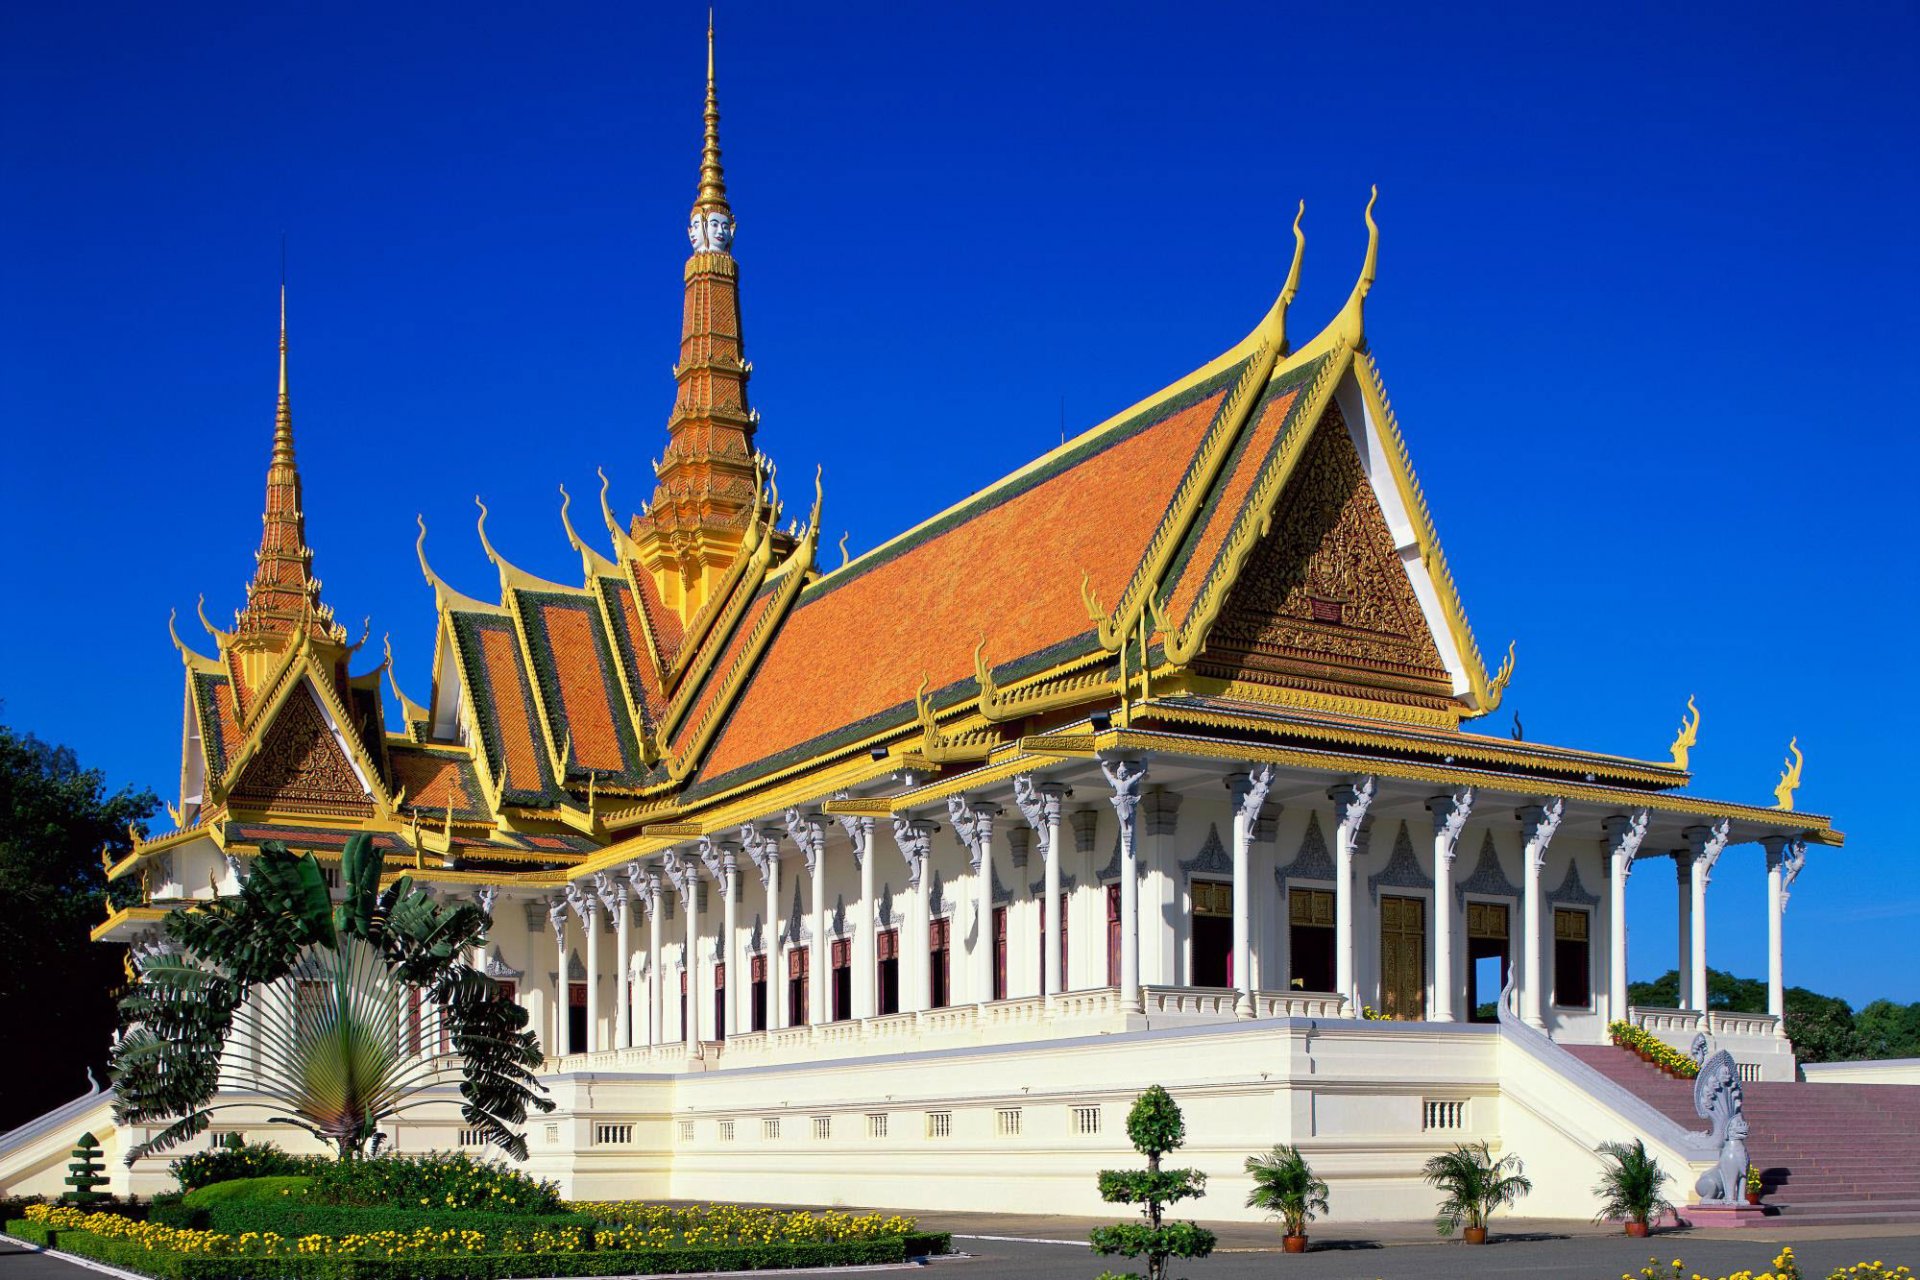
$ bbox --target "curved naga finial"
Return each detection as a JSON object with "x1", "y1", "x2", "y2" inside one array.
[
  {"x1": 1276, "y1": 200, "x2": 1306, "y2": 353},
  {"x1": 1333, "y1": 186, "x2": 1380, "y2": 350},
  {"x1": 1482, "y1": 640, "x2": 1517, "y2": 712},
  {"x1": 195, "y1": 593, "x2": 230, "y2": 645},
  {"x1": 1773, "y1": 736, "x2": 1804, "y2": 811},
  {"x1": 596, "y1": 467, "x2": 623, "y2": 543},
  {"x1": 1669, "y1": 695, "x2": 1701, "y2": 770},
  {"x1": 838, "y1": 531, "x2": 850, "y2": 569},
  {"x1": 473, "y1": 496, "x2": 502, "y2": 569}
]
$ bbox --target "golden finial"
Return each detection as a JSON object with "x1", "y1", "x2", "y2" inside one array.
[
  {"x1": 100, "y1": 845, "x2": 113, "y2": 875},
  {"x1": 1773, "y1": 737, "x2": 1804, "y2": 810},
  {"x1": 474, "y1": 496, "x2": 502, "y2": 569},
  {"x1": 1482, "y1": 641, "x2": 1517, "y2": 712},
  {"x1": 1333, "y1": 186, "x2": 1380, "y2": 350},
  {"x1": 1668, "y1": 695, "x2": 1700, "y2": 770},
  {"x1": 1081, "y1": 570, "x2": 1106, "y2": 626},
  {"x1": 695, "y1": 11, "x2": 730, "y2": 219},
  {"x1": 838, "y1": 531, "x2": 850, "y2": 568}
]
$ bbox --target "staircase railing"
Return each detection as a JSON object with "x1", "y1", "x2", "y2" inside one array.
[{"x1": 0, "y1": 1071, "x2": 114, "y2": 1163}]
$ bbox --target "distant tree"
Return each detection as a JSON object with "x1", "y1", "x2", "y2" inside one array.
[
  {"x1": 0, "y1": 714, "x2": 157, "y2": 1129},
  {"x1": 1089, "y1": 1085, "x2": 1215, "y2": 1280},
  {"x1": 1853, "y1": 1000, "x2": 1920, "y2": 1060}
]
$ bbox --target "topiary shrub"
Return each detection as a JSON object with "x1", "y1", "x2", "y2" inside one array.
[
  {"x1": 60, "y1": 1132, "x2": 111, "y2": 1207},
  {"x1": 1089, "y1": 1085, "x2": 1216, "y2": 1280},
  {"x1": 179, "y1": 1175, "x2": 314, "y2": 1209}
]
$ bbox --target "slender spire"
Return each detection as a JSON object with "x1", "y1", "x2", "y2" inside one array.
[
  {"x1": 695, "y1": 11, "x2": 730, "y2": 219},
  {"x1": 233, "y1": 279, "x2": 342, "y2": 648},
  {"x1": 272, "y1": 283, "x2": 294, "y2": 467}
]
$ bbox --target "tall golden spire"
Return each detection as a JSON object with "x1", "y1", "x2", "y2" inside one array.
[
  {"x1": 630, "y1": 14, "x2": 784, "y2": 620},
  {"x1": 232, "y1": 283, "x2": 343, "y2": 658},
  {"x1": 694, "y1": 11, "x2": 729, "y2": 219}
]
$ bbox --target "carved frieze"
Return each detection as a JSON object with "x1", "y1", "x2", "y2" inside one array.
[
  {"x1": 1198, "y1": 407, "x2": 1452, "y2": 705},
  {"x1": 1367, "y1": 821, "x2": 1433, "y2": 902},
  {"x1": 1454, "y1": 831, "x2": 1521, "y2": 909},
  {"x1": 228, "y1": 684, "x2": 374, "y2": 817},
  {"x1": 1178, "y1": 823, "x2": 1232, "y2": 882}
]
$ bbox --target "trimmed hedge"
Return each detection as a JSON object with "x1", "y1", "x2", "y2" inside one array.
[
  {"x1": 3, "y1": 1223, "x2": 950, "y2": 1279},
  {"x1": 181, "y1": 1177, "x2": 314, "y2": 1209},
  {"x1": 149, "y1": 1199, "x2": 596, "y2": 1239}
]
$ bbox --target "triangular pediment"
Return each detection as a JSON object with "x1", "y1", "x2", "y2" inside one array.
[
  {"x1": 1195, "y1": 400, "x2": 1456, "y2": 714},
  {"x1": 226, "y1": 679, "x2": 377, "y2": 819}
]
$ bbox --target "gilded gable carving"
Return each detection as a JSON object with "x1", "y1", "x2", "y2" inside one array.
[
  {"x1": 228, "y1": 683, "x2": 374, "y2": 818},
  {"x1": 1200, "y1": 405, "x2": 1452, "y2": 705}
]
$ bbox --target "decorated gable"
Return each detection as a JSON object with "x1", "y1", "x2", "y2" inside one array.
[
  {"x1": 226, "y1": 681, "x2": 376, "y2": 818},
  {"x1": 1196, "y1": 402, "x2": 1455, "y2": 715}
]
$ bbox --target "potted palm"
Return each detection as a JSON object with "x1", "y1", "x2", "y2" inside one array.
[
  {"x1": 1423, "y1": 1140, "x2": 1531, "y2": 1244},
  {"x1": 1244, "y1": 1145, "x2": 1329, "y2": 1253},
  {"x1": 1592, "y1": 1139, "x2": 1676, "y2": 1237}
]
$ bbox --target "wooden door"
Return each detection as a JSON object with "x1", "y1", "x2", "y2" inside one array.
[{"x1": 1378, "y1": 894, "x2": 1427, "y2": 1020}]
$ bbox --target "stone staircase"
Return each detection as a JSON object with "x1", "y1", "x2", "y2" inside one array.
[{"x1": 1565, "y1": 1045, "x2": 1920, "y2": 1227}]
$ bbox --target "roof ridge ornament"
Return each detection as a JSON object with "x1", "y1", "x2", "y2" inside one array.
[
  {"x1": 1333, "y1": 186, "x2": 1379, "y2": 351},
  {"x1": 1669, "y1": 695, "x2": 1701, "y2": 770},
  {"x1": 1773, "y1": 737, "x2": 1803, "y2": 811}
]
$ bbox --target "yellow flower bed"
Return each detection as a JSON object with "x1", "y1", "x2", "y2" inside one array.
[
  {"x1": 1609, "y1": 1020, "x2": 1700, "y2": 1078},
  {"x1": 575, "y1": 1201, "x2": 917, "y2": 1247},
  {"x1": 23, "y1": 1200, "x2": 919, "y2": 1260},
  {"x1": 1625, "y1": 1248, "x2": 1915, "y2": 1280}
]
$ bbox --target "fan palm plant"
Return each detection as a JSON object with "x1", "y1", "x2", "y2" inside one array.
[
  {"x1": 1592, "y1": 1138, "x2": 1675, "y2": 1234},
  {"x1": 111, "y1": 835, "x2": 551, "y2": 1162},
  {"x1": 1423, "y1": 1140, "x2": 1531, "y2": 1241},
  {"x1": 1244, "y1": 1145, "x2": 1329, "y2": 1247}
]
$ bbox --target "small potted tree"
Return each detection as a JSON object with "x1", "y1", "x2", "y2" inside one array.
[
  {"x1": 1089, "y1": 1085, "x2": 1216, "y2": 1280},
  {"x1": 1423, "y1": 1140, "x2": 1531, "y2": 1244},
  {"x1": 1745, "y1": 1163, "x2": 1764, "y2": 1206},
  {"x1": 1592, "y1": 1138, "x2": 1675, "y2": 1237},
  {"x1": 1245, "y1": 1145, "x2": 1329, "y2": 1253}
]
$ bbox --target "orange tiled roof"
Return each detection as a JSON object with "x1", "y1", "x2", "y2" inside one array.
[
  {"x1": 388, "y1": 743, "x2": 489, "y2": 824},
  {"x1": 189, "y1": 670, "x2": 244, "y2": 782},
  {"x1": 512, "y1": 589, "x2": 649, "y2": 787},
  {"x1": 448, "y1": 610, "x2": 560, "y2": 806},
  {"x1": 685, "y1": 363, "x2": 1245, "y2": 797}
]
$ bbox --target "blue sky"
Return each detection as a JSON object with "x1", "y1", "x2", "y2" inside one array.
[{"x1": 3, "y1": 2, "x2": 1916, "y2": 1005}]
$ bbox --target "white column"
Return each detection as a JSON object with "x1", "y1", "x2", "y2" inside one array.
[
  {"x1": 546, "y1": 897, "x2": 567, "y2": 1056},
  {"x1": 1426, "y1": 787, "x2": 1475, "y2": 1023},
  {"x1": 892, "y1": 817, "x2": 934, "y2": 1014},
  {"x1": 1684, "y1": 820, "x2": 1730, "y2": 1015},
  {"x1": 1328, "y1": 778, "x2": 1376, "y2": 1014},
  {"x1": 582, "y1": 895, "x2": 601, "y2": 1053},
  {"x1": 845, "y1": 817, "x2": 877, "y2": 1020},
  {"x1": 1518, "y1": 799, "x2": 1566, "y2": 1030},
  {"x1": 1761, "y1": 837, "x2": 1785, "y2": 1020},
  {"x1": 614, "y1": 886, "x2": 632, "y2": 1049},
  {"x1": 1766, "y1": 837, "x2": 1806, "y2": 1023},
  {"x1": 1674, "y1": 852, "x2": 1694, "y2": 1009},
  {"x1": 1228, "y1": 766, "x2": 1276, "y2": 1018},
  {"x1": 1102, "y1": 760, "x2": 1148, "y2": 1012},
  {"x1": 645, "y1": 875, "x2": 662, "y2": 1047},
  {"x1": 722, "y1": 852, "x2": 740, "y2": 1037},
  {"x1": 784, "y1": 811, "x2": 828, "y2": 1024},
  {"x1": 1043, "y1": 787, "x2": 1065, "y2": 1000},
  {"x1": 765, "y1": 842, "x2": 783, "y2": 1030},
  {"x1": 948, "y1": 797, "x2": 1001, "y2": 1007},
  {"x1": 1602, "y1": 811, "x2": 1649, "y2": 1024}
]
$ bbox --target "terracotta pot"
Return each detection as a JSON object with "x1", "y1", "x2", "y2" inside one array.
[
  {"x1": 1746, "y1": 1193, "x2": 1761, "y2": 1206},
  {"x1": 1625, "y1": 1220, "x2": 1650, "y2": 1238},
  {"x1": 1282, "y1": 1235, "x2": 1308, "y2": 1254},
  {"x1": 1463, "y1": 1226, "x2": 1488, "y2": 1245}
]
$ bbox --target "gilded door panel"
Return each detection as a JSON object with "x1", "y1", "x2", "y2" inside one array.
[{"x1": 1379, "y1": 894, "x2": 1426, "y2": 1020}]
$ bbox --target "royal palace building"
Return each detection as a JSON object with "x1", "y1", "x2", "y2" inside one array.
[{"x1": 3, "y1": 30, "x2": 1854, "y2": 1221}]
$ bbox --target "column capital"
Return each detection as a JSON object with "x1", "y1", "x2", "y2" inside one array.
[
  {"x1": 890, "y1": 815, "x2": 939, "y2": 887},
  {"x1": 566, "y1": 881, "x2": 599, "y2": 922},
  {"x1": 546, "y1": 894, "x2": 569, "y2": 941},
  {"x1": 1601, "y1": 809, "x2": 1652, "y2": 875},
  {"x1": 946, "y1": 796, "x2": 1002, "y2": 871},
  {"x1": 1426, "y1": 786, "x2": 1475, "y2": 855},
  {"x1": 1228, "y1": 763, "x2": 1277, "y2": 824},
  {"x1": 783, "y1": 808, "x2": 827, "y2": 873},
  {"x1": 1329, "y1": 775, "x2": 1377, "y2": 843},
  {"x1": 1101, "y1": 758, "x2": 1149, "y2": 824},
  {"x1": 1517, "y1": 797, "x2": 1567, "y2": 869},
  {"x1": 833, "y1": 808, "x2": 875, "y2": 869},
  {"x1": 1780, "y1": 837, "x2": 1809, "y2": 908},
  {"x1": 1683, "y1": 817, "x2": 1732, "y2": 884}
]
